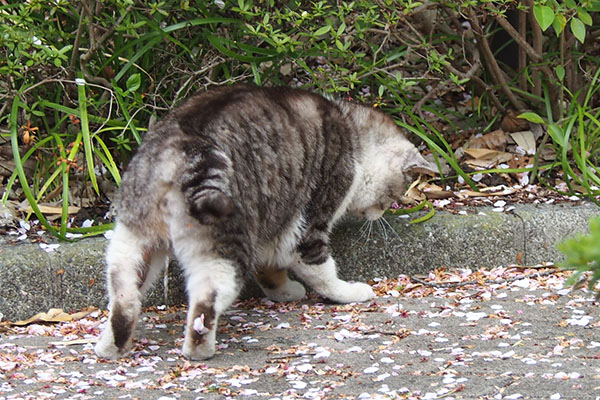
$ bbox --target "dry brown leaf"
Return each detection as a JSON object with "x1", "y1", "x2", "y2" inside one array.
[
  {"x1": 510, "y1": 131, "x2": 536, "y2": 155},
  {"x1": 12, "y1": 309, "x2": 72, "y2": 325},
  {"x1": 455, "y1": 190, "x2": 494, "y2": 198},
  {"x1": 465, "y1": 130, "x2": 508, "y2": 151},
  {"x1": 418, "y1": 182, "x2": 454, "y2": 199},
  {"x1": 571, "y1": 184, "x2": 588, "y2": 194},
  {"x1": 465, "y1": 159, "x2": 493, "y2": 169},
  {"x1": 501, "y1": 110, "x2": 530, "y2": 132},
  {"x1": 479, "y1": 185, "x2": 515, "y2": 193},
  {"x1": 464, "y1": 95, "x2": 480, "y2": 109},
  {"x1": 539, "y1": 143, "x2": 556, "y2": 161},
  {"x1": 463, "y1": 148, "x2": 503, "y2": 159},
  {"x1": 508, "y1": 155, "x2": 534, "y2": 170},
  {"x1": 402, "y1": 176, "x2": 427, "y2": 203},
  {"x1": 69, "y1": 308, "x2": 97, "y2": 320},
  {"x1": 11, "y1": 307, "x2": 96, "y2": 326},
  {"x1": 18, "y1": 204, "x2": 80, "y2": 215},
  {"x1": 404, "y1": 186, "x2": 425, "y2": 202},
  {"x1": 464, "y1": 148, "x2": 514, "y2": 168}
]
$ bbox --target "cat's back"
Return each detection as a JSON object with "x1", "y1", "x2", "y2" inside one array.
[
  {"x1": 170, "y1": 84, "x2": 329, "y2": 141},
  {"x1": 118, "y1": 85, "x2": 356, "y2": 242}
]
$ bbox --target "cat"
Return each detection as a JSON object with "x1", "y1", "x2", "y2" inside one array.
[{"x1": 94, "y1": 84, "x2": 436, "y2": 360}]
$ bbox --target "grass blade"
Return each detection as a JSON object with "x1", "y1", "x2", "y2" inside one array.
[
  {"x1": 2, "y1": 135, "x2": 55, "y2": 204},
  {"x1": 93, "y1": 135, "x2": 122, "y2": 187},
  {"x1": 77, "y1": 80, "x2": 99, "y2": 195},
  {"x1": 410, "y1": 200, "x2": 435, "y2": 224},
  {"x1": 10, "y1": 97, "x2": 62, "y2": 239},
  {"x1": 395, "y1": 120, "x2": 478, "y2": 190},
  {"x1": 113, "y1": 84, "x2": 142, "y2": 145}
]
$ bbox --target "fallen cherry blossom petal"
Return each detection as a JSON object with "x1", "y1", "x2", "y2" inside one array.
[{"x1": 193, "y1": 314, "x2": 209, "y2": 335}]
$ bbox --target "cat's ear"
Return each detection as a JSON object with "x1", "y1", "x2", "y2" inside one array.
[{"x1": 404, "y1": 150, "x2": 438, "y2": 176}]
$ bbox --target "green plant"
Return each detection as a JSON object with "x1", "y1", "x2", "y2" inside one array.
[
  {"x1": 518, "y1": 67, "x2": 600, "y2": 204},
  {"x1": 558, "y1": 216, "x2": 600, "y2": 297},
  {"x1": 2, "y1": 0, "x2": 600, "y2": 241},
  {"x1": 532, "y1": 0, "x2": 596, "y2": 45}
]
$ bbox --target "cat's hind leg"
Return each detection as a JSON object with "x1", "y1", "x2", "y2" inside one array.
[
  {"x1": 178, "y1": 256, "x2": 241, "y2": 360},
  {"x1": 95, "y1": 223, "x2": 168, "y2": 359},
  {"x1": 291, "y1": 255, "x2": 375, "y2": 304},
  {"x1": 255, "y1": 267, "x2": 306, "y2": 302}
]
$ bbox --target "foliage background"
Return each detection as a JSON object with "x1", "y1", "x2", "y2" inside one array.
[{"x1": 1, "y1": 0, "x2": 600, "y2": 240}]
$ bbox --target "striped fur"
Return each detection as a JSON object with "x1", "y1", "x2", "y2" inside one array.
[{"x1": 95, "y1": 85, "x2": 436, "y2": 361}]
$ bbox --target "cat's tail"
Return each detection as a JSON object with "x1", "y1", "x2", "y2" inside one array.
[{"x1": 181, "y1": 147, "x2": 235, "y2": 224}]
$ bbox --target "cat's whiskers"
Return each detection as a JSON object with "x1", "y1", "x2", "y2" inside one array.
[
  {"x1": 376, "y1": 218, "x2": 389, "y2": 243},
  {"x1": 352, "y1": 220, "x2": 371, "y2": 246},
  {"x1": 377, "y1": 215, "x2": 402, "y2": 244}
]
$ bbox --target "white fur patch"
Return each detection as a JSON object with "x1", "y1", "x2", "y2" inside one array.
[
  {"x1": 291, "y1": 256, "x2": 375, "y2": 303},
  {"x1": 258, "y1": 214, "x2": 306, "y2": 267},
  {"x1": 261, "y1": 277, "x2": 306, "y2": 302},
  {"x1": 331, "y1": 160, "x2": 364, "y2": 225},
  {"x1": 180, "y1": 258, "x2": 240, "y2": 360}
]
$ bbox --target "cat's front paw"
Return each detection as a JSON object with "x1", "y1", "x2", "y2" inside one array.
[
  {"x1": 328, "y1": 282, "x2": 376, "y2": 304},
  {"x1": 263, "y1": 279, "x2": 306, "y2": 302}
]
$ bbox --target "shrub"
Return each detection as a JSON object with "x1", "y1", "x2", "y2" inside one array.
[
  {"x1": 558, "y1": 216, "x2": 600, "y2": 298},
  {"x1": 1, "y1": 0, "x2": 599, "y2": 239}
]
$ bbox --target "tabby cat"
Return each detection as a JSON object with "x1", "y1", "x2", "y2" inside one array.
[{"x1": 94, "y1": 84, "x2": 436, "y2": 360}]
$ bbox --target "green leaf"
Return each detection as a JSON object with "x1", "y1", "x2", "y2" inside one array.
[
  {"x1": 533, "y1": 5, "x2": 555, "y2": 31},
  {"x1": 555, "y1": 65, "x2": 565, "y2": 81},
  {"x1": 314, "y1": 25, "x2": 331, "y2": 37},
  {"x1": 577, "y1": 7, "x2": 593, "y2": 25},
  {"x1": 552, "y1": 13, "x2": 567, "y2": 36},
  {"x1": 517, "y1": 111, "x2": 545, "y2": 124},
  {"x1": 548, "y1": 122, "x2": 566, "y2": 146},
  {"x1": 126, "y1": 73, "x2": 141, "y2": 93},
  {"x1": 570, "y1": 17, "x2": 586, "y2": 43},
  {"x1": 558, "y1": 217, "x2": 600, "y2": 296},
  {"x1": 586, "y1": 0, "x2": 600, "y2": 12}
]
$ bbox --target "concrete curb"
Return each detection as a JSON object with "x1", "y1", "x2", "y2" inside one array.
[{"x1": 1, "y1": 203, "x2": 598, "y2": 321}]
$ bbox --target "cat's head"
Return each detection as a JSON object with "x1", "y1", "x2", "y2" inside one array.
[{"x1": 345, "y1": 105, "x2": 437, "y2": 221}]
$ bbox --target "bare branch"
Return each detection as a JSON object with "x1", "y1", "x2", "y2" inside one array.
[
  {"x1": 492, "y1": 6, "x2": 541, "y2": 62},
  {"x1": 467, "y1": 7, "x2": 526, "y2": 111},
  {"x1": 524, "y1": 0, "x2": 543, "y2": 97},
  {"x1": 68, "y1": 4, "x2": 85, "y2": 76},
  {"x1": 518, "y1": 7, "x2": 527, "y2": 91},
  {"x1": 78, "y1": 0, "x2": 133, "y2": 89}
]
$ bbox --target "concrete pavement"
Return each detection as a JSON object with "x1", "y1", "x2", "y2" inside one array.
[{"x1": 0, "y1": 202, "x2": 599, "y2": 400}]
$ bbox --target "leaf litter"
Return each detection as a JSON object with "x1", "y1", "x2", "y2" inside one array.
[
  {"x1": 396, "y1": 120, "x2": 596, "y2": 214},
  {"x1": 1, "y1": 117, "x2": 592, "y2": 246},
  {"x1": 1, "y1": 266, "x2": 599, "y2": 399}
]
